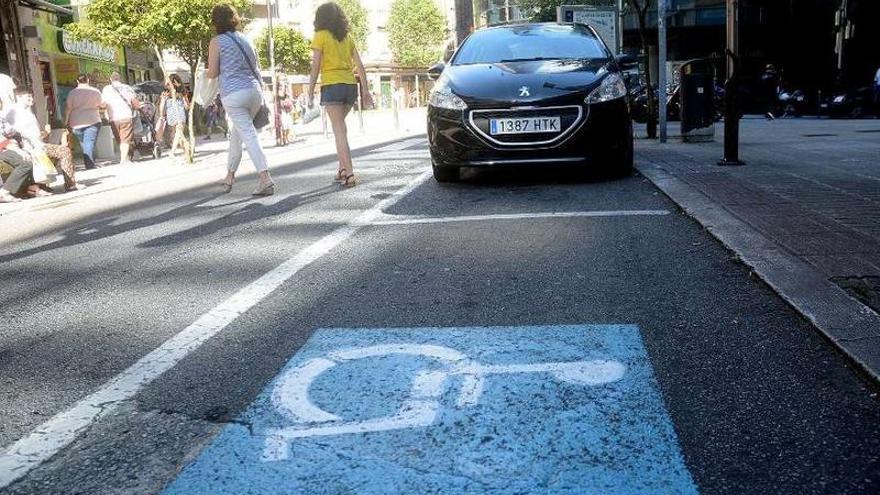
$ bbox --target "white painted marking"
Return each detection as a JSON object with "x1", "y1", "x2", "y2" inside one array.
[
  {"x1": 370, "y1": 210, "x2": 670, "y2": 226},
  {"x1": 273, "y1": 358, "x2": 342, "y2": 423},
  {"x1": 370, "y1": 138, "x2": 426, "y2": 153},
  {"x1": 0, "y1": 171, "x2": 432, "y2": 489},
  {"x1": 265, "y1": 343, "x2": 626, "y2": 455},
  {"x1": 328, "y1": 344, "x2": 468, "y2": 363}
]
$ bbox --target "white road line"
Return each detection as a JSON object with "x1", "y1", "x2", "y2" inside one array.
[
  {"x1": 0, "y1": 171, "x2": 432, "y2": 489},
  {"x1": 370, "y1": 137, "x2": 426, "y2": 153},
  {"x1": 370, "y1": 210, "x2": 670, "y2": 226}
]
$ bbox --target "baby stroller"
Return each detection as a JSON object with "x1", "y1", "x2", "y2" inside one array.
[{"x1": 130, "y1": 100, "x2": 162, "y2": 161}]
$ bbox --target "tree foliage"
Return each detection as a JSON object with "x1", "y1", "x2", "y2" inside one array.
[
  {"x1": 517, "y1": 0, "x2": 614, "y2": 22},
  {"x1": 67, "y1": 0, "x2": 252, "y2": 159},
  {"x1": 256, "y1": 26, "x2": 311, "y2": 75},
  {"x1": 387, "y1": 0, "x2": 447, "y2": 67},
  {"x1": 327, "y1": 0, "x2": 369, "y2": 52},
  {"x1": 69, "y1": 0, "x2": 250, "y2": 74}
]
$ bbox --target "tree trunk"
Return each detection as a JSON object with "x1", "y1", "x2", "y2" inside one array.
[{"x1": 187, "y1": 58, "x2": 198, "y2": 164}]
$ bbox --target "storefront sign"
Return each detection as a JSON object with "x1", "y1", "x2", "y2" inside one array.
[{"x1": 58, "y1": 31, "x2": 115, "y2": 62}]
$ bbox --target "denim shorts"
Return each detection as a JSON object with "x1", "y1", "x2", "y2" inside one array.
[{"x1": 320, "y1": 84, "x2": 358, "y2": 106}]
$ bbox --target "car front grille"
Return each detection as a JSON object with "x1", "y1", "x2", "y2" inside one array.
[{"x1": 468, "y1": 105, "x2": 585, "y2": 147}]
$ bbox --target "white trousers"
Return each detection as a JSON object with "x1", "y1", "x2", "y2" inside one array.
[{"x1": 222, "y1": 88, "x2": 269, "y2": 173}]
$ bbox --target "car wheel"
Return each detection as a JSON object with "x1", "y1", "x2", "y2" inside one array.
[{"x1": 432, "y1": 161, "x2": 460, "y2": 183}]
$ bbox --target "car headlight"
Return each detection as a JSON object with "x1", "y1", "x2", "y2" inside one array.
[
  {"x1": 429, "y1": 84, "x2": 467, "y2": 110},
  {"x1": 585, "y1": 73, "x2": 627, "y2": 104}
]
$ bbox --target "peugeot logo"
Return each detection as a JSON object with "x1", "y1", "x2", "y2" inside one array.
[{"x1": 519, "y1": 86, "x2": 530, "y2": 97}]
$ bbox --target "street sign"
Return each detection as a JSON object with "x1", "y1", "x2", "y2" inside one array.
[
  {"x1": 558, "y1": 6, "x2": 620, "y2": 53},
  {"x1": 163, "y1": 325, "x2": 697, "y2": 494}
]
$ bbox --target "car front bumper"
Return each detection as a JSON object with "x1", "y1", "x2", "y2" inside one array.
[{"x1": 427, "y1": 99, "x2": 632, "y2": 168}]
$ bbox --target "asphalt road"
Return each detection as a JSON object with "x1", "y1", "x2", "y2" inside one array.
[{"x1": 1, "y1": 135, "x2": 878, "y2": 494}]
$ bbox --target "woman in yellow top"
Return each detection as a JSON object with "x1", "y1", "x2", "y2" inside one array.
[{"x1": 308, "y1": 2, "x2": 373, "y2": 187}]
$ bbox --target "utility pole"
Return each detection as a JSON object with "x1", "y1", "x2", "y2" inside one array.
[
  {"x1": 658, "y1": 0, "x2": 667, "y2": 143},
  {"x1": 268, "y1": 0, "x2": 282, "y2": 146},
  {"x1": 718, "y1": 0, "x2": 744, "y2": 165}
]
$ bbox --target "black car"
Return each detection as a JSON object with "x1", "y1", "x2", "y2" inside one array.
[{"x1": 426, "y1": 23, "x2": 634, "y2": 182}]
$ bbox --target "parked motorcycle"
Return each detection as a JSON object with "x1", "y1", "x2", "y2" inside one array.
[{"x1": 777, "y1": 88, "x2": 809, "y2": 117}]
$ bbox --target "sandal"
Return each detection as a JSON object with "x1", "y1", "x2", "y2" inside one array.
[
  {"x1": 334, "y1": 168, "x2": 346, "y2": 183},
  {"x1": 252, "y1": 179, "x2": 275, "y2": 196},
  {"x1": 340, "y1": 172, "x2": 358, "y2": 188}
]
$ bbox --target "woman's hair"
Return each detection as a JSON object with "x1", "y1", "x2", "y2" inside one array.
[
  {"x1": 212, "y1": 4, "x2": 241, "y2": 35},
  {"x1": 314, "y1": 2, "x2": 349, "y2": 42},
  {"x1": 76, "y1": 74, "x2": 89, "y2": 84},
  {"x1": 169, "y1": 74, "x2": 183, "y2": 86}
]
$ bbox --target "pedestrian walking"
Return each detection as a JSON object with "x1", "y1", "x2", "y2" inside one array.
[
  {"x1": 6, "y1": 88, "x2": 82, "y2": 191},
  {"x1": 307, "y1": 1, "x2": 374, "y2": 187},
  {"x1": 207, "y1": 3, "x2": 275, "y2": 195},
  {"x1": 159, "y1": 74, "x2": 192, "y2": 164},
  {"x1": 203, "y1": 95, "x2": 228, "y2": 140},
  {"x1": 101, "y1": 72, "x2": 139, "y2": 165},
  {"x1": 761, "y1": 64, "x2": 779, "y2": 120},
  {"x1": 64, "y1": 74, "x2": 104, "y2": 170}
]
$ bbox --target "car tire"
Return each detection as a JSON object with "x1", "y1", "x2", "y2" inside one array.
[{"x1": 432, "y1": 161, "x2": 460, "y2": 183}]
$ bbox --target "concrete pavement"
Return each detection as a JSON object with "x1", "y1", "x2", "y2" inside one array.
[
  {"x1": 635, "y1": 117, "x2": 880, "y2": 382},
  {"x1": 0, "y1": 107, "x2": 427, "y2": 219}
]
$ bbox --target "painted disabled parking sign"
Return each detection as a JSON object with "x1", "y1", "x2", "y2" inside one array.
[{"x1": 164, "y1": 325, "x2": 697, "y2": 494}]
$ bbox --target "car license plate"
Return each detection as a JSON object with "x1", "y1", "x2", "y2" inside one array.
[{"x1": 489, "y1": 116, "x2": 561, "y2": 135}]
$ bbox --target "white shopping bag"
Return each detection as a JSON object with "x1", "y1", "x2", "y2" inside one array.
[
  {"x1": 301, "y1": 105, "x2": 321, "y2": 124},
  {"x1": 193, "y1": 69, "x2": 219, "y2": 106}
]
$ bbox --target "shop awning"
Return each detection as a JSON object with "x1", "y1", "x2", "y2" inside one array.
[{"x1": 18, "y1": 0, "x2": 73, "y2": 16}]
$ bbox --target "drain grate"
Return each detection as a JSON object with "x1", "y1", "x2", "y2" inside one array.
[
  {"x1": 831, "y1": 276, "x2": 880, "y2": 314},
  {"x1": 802, "y1": 133, "x2": 837, "y2": 137}
]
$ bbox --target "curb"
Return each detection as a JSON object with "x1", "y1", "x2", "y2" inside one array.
[
  {"x1": 635, "y1": 159, "x2": 880, "y2": 384},
  {"x1": 0, "y1": 128, "x2": 426, "y2": 217}
]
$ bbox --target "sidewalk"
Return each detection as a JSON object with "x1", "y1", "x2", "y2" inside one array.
[
  {"x1": 0, "y1": 107, "x2": 427, "y2": 217},
  {"x1": 635, "y1": 117, "x2": 880, "y2": 381}
]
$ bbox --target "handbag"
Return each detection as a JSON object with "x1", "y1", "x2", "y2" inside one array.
[{"x1": 226, "y1": 33, "x2": 270, "y2": 129}]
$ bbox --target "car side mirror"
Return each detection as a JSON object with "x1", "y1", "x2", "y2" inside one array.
[
  {"x1": 615, "y1": 54, "x2": 637, "y2": 68},
  {"x1": 427, "y1": 62, "x2": 445, "y2": 81}
]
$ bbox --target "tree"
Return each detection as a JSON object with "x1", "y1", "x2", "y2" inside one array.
[
  {"x1": 68, "y1": 0, "x2": 252, "y2": 160},
  {"x1": 256, "y1": 26, "x2": 311, "y2": 75},
  {"x1": 387, "y1": 0, "x2": 448, "y2": 67},
  {"x1": 517, "y1": 0, "x2": 614, "y2": 22},
  {"x1": 330, "y1": 0, "x2": 369, "y2": 52}
]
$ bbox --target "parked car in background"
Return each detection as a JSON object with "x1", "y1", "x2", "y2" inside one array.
[
  {"x1": 426, "y1": 23, "x2": 634, "y2": 182},
  {"x1": 819, "y1": 86, "x2": 876, "y2": 119}
]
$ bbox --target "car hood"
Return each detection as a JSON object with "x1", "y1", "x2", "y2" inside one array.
[{"x1": 445, "y1": 59, "x2": 610, "y2": 105}]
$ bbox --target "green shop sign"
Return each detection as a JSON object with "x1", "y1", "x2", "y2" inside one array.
[{"x1": 57, "y1": 30, "x2": 116, "y2": 62}]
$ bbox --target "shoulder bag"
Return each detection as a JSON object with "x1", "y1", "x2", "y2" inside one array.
[
  {"x1": 112, "y1": 84, "x2": 144, "y2": 137},
  {"x1": 225, "y1": 33, "x2": 270, "y2": 129}
]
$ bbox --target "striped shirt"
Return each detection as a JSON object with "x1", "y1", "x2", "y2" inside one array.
[{"x1": 217, "y1": 32, "x2": 261, "y2": 98}]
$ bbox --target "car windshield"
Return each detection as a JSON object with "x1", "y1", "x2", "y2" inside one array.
[{"x1": 453, "y1": 24, "x2": 609, "y2": 65}]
